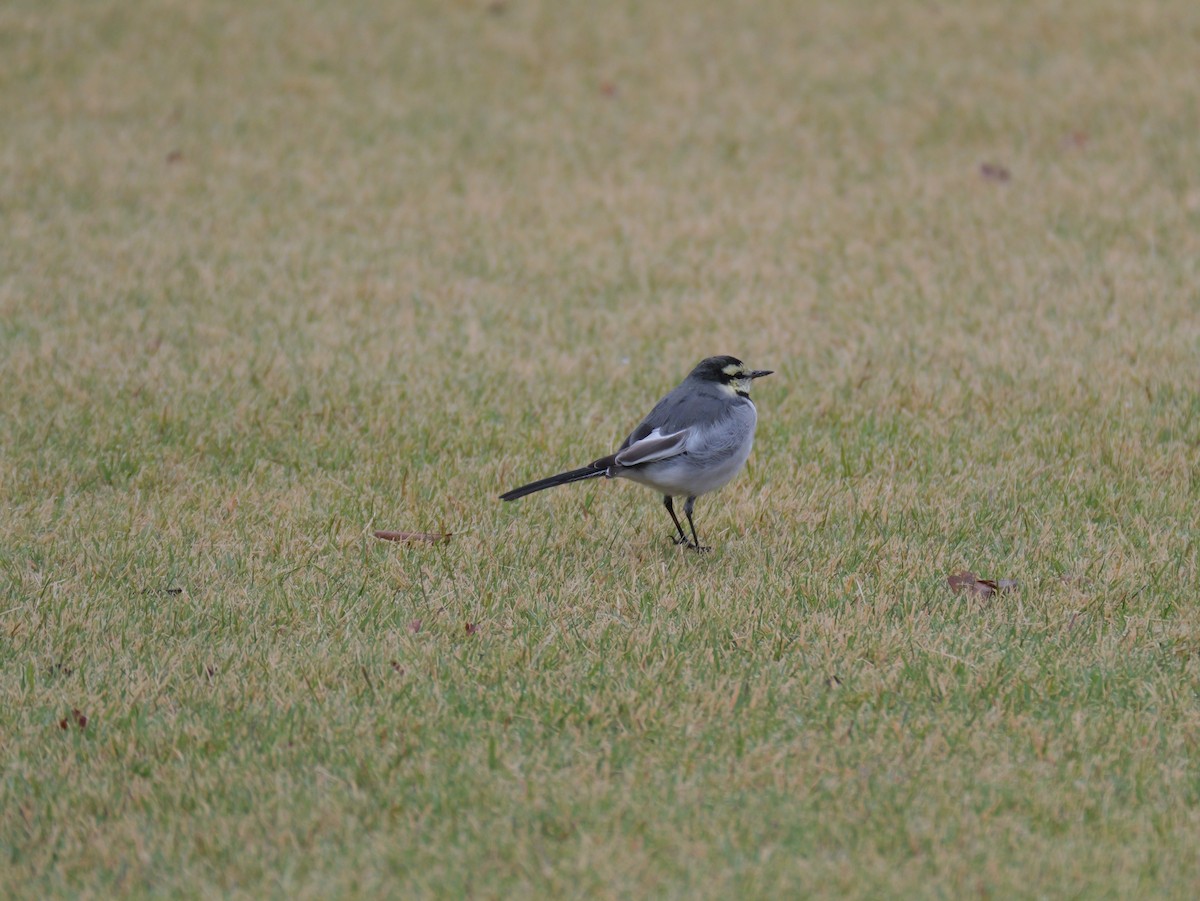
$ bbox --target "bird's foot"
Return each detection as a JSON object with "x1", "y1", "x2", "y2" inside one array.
[{"x1": 672, "y1": 536, "x2": 710, "y2": 552}]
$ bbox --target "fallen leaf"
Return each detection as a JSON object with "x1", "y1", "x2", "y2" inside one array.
[
  {"x1": 979, "y1": 162, "x2": 1011, "y2": 183},
  {"x1": 947, "y1": 570, "x2": 979, "y2": 593},
  {"x1": 59, "y1": 718, "x2": 68, "y2": 730},
  {"x1": 948, "y1": 570, "x2": 1018, "y2": 598},
  {"x1": 166, "y1": 149, "x2": 183, "y2": 164},
  {"x1": 374, "y1": 530, "x2": 452, "y2": 544},
  {"x1": 465, "y1": 622, "x2": 479, "y2": 635},
  {"x1": 407, "y1": 619, "x2": 422, "y2": 634},
  {"x1": 1062, "y1": 131, "x2": 1088, "y2": 150}
]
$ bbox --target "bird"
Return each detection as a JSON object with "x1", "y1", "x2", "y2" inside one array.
[{"x1": 499, "y1": 355, "x2": 773, "y2": 551}]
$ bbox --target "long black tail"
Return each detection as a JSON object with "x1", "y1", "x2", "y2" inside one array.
[{"x1": 499, "y1": 460, "x2": 610, "y2": 501}]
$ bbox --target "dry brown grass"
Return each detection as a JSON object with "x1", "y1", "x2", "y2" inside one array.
[{"x1": 3, "y1": 0, "x2": 1200, "y2": 897}]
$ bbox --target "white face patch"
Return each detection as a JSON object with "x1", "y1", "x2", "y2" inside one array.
[{"x1": 720, "y1": 363, "x2": 752, "y2": 395}]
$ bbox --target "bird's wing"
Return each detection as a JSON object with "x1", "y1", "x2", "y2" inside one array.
[{"x1": 613, "y1": 427, "x2": 690, "y2": 467}]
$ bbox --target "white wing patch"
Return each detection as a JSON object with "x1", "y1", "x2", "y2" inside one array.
[{"x1": 615, "y1": 428, "x2": 691, "y2": 467}]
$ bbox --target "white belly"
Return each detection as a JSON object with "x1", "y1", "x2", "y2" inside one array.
[{"x1": 619, "y1": 401, "x2": 757, "y2": 498}]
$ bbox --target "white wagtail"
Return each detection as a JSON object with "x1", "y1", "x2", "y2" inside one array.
[{"x1": 500, "y1": 355, "x2": 773, "y2": 551}]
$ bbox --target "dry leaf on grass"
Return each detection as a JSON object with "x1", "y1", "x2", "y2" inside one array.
[
  {"x1": 59, "y1": 708, "x2": 88, "y2": 730},
  {"x1": 948, "y1": 570, "x2": 1018, "y2": 598},
  {"x1": 373, "y1": 530, "x2": 452, "y2": 544},
  {"x1": 1062, "y1": 131, "x2": 1088, "y2": 150},
  {"x1": 980, "y1": 162, "x2": 1011, "y2": 182}
]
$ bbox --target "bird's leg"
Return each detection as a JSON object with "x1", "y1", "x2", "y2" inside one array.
[
  {"x1": 663, "y1": 496, "x2": 689, "y2": 545},
  {"x1": 683, "y1": 495, "x2": 710, "y2": 552}
]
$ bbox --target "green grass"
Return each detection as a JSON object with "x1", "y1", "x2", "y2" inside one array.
[{"x1": 3, "y1": 0, "x2": 1200, "y2": 896}]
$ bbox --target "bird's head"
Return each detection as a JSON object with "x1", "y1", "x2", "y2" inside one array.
[{"x1": 690, "y1": 355, "x2": 773, "y2": 398}]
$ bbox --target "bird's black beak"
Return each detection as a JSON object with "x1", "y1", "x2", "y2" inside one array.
[{"x1": 748, "y1": 369, "x2": 773, "y2": 379}]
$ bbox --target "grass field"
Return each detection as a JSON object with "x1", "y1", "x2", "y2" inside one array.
[{"x1": 3, "y1": 0, "x2": 1200, "y2": 896}]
